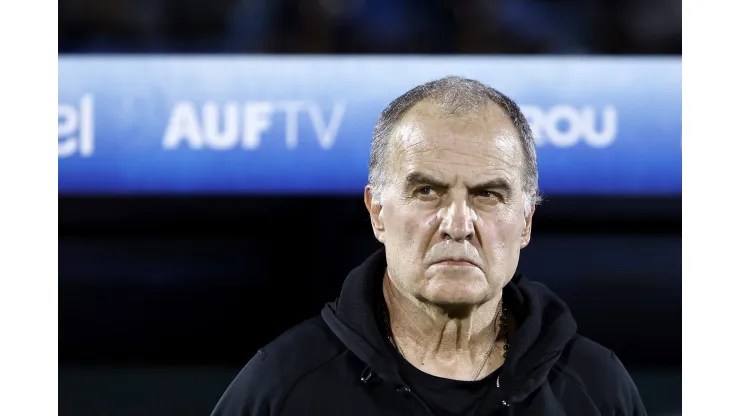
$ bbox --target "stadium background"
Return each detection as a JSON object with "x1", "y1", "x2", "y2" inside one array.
[{"x1": 58, "y1": 1, "x2": 682, "y2": 415}]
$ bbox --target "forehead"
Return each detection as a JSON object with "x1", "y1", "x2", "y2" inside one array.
[{"x1": 389, "y1": 100, "x2": 524, "y2": 180}]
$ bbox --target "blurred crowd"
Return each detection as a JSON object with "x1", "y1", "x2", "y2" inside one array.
[{"x1": 59, "y1": 0, "x2": 681, "y2": 54}]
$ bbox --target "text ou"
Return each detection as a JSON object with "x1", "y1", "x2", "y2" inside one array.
[
  {"x1": 162, "y1": 101, "x2": 346, "y2": 150},
  {"x1": 521, "y1": 105, "x2": 618, "y2": 148},
  {"x1": 59, "y1": 95, "x2": 94, "y2": 157}
]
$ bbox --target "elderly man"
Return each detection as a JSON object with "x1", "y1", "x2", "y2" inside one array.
[{"x1": 212, "y1": 76, "x2": 646, "y2": 415}]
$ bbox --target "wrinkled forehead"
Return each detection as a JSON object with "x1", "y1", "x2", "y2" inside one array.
[{"x1": 388, "y1": 102, "x2": 525, "y2": 183}]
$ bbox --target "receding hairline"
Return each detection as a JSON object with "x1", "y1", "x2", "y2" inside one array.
[
  {"x1": 383, "y1": 97, "x2": 524, "y2": 164},
  {"x1": 395, "y1": 95, "x2": 518, "y2": 129}
]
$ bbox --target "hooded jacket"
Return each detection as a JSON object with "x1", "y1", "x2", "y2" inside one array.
[{"x1": 212, "y1": 249, "x2": 646, "y2": 415}]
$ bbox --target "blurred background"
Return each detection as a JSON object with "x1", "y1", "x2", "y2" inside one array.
[
  {"x1": 58, "y1": 0, "x2": 681, "y2": 54},
  {"x1": 58, "y1": 0, "x2": 682, "y2": 415}
]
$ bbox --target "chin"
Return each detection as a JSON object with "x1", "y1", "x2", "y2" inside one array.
[{"x1": 421, "y1": 274, "x2": 490, "y2": 306}]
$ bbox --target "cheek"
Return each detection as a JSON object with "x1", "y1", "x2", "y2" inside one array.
[
  {"x1": 403, "y1": 220, "x2": 416, "y2": 241},
  {"x1": 481, "y1": 215, "x2": 523, "y2": 250},
  {"x1": 499, "y1": 219, "x2": 523, "y2": 240},
  {"x1": 402, "y1": 214, "x2": 431, "y2": 246},
  {"x1": 386, "y1": 203, "x2": 436, "y2": 244}
]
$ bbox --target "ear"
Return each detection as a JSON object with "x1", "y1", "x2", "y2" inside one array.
[
  {"x1": 520, "y1": 204, "x2": 535, "y2": 249},
  {"x1": 364, "y1": 185, "x2": 386, "y2": 244}
]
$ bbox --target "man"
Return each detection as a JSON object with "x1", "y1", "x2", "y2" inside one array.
[{"x1": 212, "y1": 76, "x2": 646, "y2": 415}]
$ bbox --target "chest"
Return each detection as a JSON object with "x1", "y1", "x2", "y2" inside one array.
[{"x1": 278, "y1": 376, "x2": 601, "y2": 416}]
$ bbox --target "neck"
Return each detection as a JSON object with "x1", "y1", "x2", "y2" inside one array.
[{"x1": 382, "y1": 272, "x2": 506, "y2": 381}]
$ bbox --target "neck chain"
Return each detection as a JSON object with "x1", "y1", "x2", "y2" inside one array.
[{"x1": 383, "y1": 299, "x2": 509, "y2": 381}]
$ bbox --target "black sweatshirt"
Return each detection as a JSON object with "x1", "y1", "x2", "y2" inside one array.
[{"x1": 212, "y1": 249, "x2": 646, "y2": 415}]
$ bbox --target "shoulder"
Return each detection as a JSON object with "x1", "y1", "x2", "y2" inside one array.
[
  {"x1": 553, "y1": 334, "x2": 646, "y2": 415},
  {"x1": 260, "y1": 314, "x2": 346, "y2": 372},
  {"x1": 211, "y1": 315, "x2": 346, "y2": 416}
]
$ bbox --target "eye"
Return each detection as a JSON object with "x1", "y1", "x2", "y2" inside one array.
[
  {"x1": 476, "y1": 190, "x2": 501, "y2": 200},
  {"x1": 415, "y1": 186, "x2": 439, "y2": 200},
  {"x1": 418, "y1": 186, "x2": 434, "y2": 195}
]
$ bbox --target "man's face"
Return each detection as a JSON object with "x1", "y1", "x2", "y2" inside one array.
[{"x1": 365, "y1": 100, "x2": 534, "y2": 306}]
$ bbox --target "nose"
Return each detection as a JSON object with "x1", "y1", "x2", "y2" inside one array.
[{"x1": 438, "y1": 199, "x2": 475, "y2": 242}]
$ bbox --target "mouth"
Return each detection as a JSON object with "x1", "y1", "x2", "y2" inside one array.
[{"x1": 434, "y1": 259, "x2": 478, "y2": 267}]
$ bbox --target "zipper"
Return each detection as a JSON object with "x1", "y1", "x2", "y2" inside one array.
[
  {"x1": 396, "y1": 385, "x2": 436, "y2": 415},
  {"x1": 360, "y1": 367, "x2": 374, "y2": 384},
  {"x1": 360, "y1": 367, "x2": 434, "y2": 414},
  {"x1": 496, "y1": 376, "x2": 511, "y2": 408}
]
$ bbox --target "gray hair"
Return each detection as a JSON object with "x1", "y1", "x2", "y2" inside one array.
[{"x1": 368, "y1": 75, "x2": 542, "y2": 214}]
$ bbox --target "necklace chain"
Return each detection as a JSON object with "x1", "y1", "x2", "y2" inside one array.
[
  {"x1": 384, "y1": 300, "x2": 509, "y2": 381},
  {"x1": 472, "y1": 301, "x2": 505, "y2": 380}
]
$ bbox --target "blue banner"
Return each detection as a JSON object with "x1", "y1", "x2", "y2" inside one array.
[{"x1": 58, "y1": 56, "x2": 681, "y2": 195}]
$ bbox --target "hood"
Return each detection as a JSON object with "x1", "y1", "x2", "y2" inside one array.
[
  {"x1": 321, "y1": 249, "x2": 404, "y2": 385},
  {"x1": 321, "y1": 248, "x2": 578, "y2": 408}
]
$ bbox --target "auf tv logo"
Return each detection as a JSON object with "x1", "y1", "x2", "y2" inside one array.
[
  {"x1": 58, "y1": 95, "x2": 94, "y2": 157},
  {"x1": 521, "y1": 105, "x2": 618, "y2": 148},
  {"x1": 162, "y1": 100, "x2": 346, "y2": 151}
]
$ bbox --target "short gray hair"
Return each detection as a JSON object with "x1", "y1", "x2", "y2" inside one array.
[{"x1": 368, "y1": 76, "x2": 542, "y2": 213}]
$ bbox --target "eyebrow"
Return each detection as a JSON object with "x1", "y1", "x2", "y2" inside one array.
[
  {"x1": 404, "y1": 172, "x2": 448, "y2": 189},
  {"x1": 404, "y1": 171, "x2": 513, "y2": 194},
  {"x1": 469, "y1": 178, "x2": 513, "y2": 195}
]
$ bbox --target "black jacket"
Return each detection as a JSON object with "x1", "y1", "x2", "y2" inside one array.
[{"x1": 212, "y1": 249, "x2": 646, "y2": 415}]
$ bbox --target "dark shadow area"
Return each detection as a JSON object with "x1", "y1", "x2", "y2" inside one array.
[{"x1": 59, "y1": 195, "x2": 681, "y2": 414}]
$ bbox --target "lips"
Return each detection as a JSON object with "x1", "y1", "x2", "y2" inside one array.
[{"x1": 434, "y1": 258, "x2": 478, "y2": 267}]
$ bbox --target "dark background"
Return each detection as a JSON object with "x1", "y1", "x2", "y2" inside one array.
[{"x1": 59, "y1": 0, "x2": 681, "y2": 414}]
